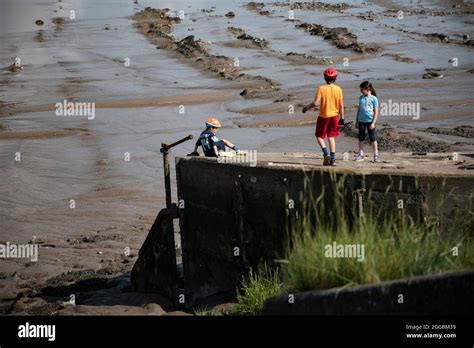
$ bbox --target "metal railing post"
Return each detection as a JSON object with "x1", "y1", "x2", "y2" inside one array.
[{"x1": 160, "y1": 134, "x2": 193, "y2": 209}]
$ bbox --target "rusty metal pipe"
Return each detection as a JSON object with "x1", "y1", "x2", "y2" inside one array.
[{"x1": 160, "y1": 134, "x2": 193, "y2": 208}]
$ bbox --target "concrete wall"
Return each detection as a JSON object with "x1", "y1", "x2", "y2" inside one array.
[
  {"x1": 131, "y1": 208, "x2": 178, "y2": 305},
  {"x1": 262, "y1": 269, "x2": 474, "y2": 315},
  {"x1": 175, "y1": 157, "x2": 473, "y2": 307}
]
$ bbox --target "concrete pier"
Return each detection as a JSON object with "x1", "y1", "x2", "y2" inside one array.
[
  {"x1": 132, "y1": 152, "x2": 474, "y2": 307},
  {"x1": 175, "y1": 152, "x2": 474, "y2": 306}
]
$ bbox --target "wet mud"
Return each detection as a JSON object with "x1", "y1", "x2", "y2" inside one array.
[{"x1": 0, "y1": 0, "x2": 473, "y2": 316}]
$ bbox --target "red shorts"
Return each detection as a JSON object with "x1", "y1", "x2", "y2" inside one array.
[{"x1": 315, "y1": 116, "x2": 339, "y2": 138}]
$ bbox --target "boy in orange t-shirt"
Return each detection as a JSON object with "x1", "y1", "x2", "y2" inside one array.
[{"x1": 303, "y1": 68, "x2": 344, "y2": 166}]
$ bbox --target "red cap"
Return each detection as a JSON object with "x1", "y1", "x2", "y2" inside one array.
[{"x1": 323, "y1": 67, "x2": 337, "y2": 77}]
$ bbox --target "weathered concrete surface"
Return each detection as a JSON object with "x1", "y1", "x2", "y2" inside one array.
[
  {"x1": 175, "y1": 152, "x2": 474, "y2": 307},
  {"x1": 131, "y1": 208, "x2": 178, "y2": 305},
  {"x1": 262, "y1": 269, "x2": 474, "y2": 315}
]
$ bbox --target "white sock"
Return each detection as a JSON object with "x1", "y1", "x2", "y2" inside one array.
[
  {"x1": 374, "y1": 151, "x2": 379, "y2": 156},
  {"x1": 359, "y1": 150, "x2": 364, "y2": 156}
]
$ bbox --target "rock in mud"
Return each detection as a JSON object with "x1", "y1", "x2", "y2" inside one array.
[
  {"x1": 358, "y1": 11, "x2": 377, "y2": 21},
  {"x1": 239, "y1": 85, "x2": 280, "y2": 99},
  {"x1": 225, "y1": 11, "x2": 236, "y2": 18},
  {"x1": 243, "y1": 2, "x2": 270, "y2": 16},
  {"x1": 383, "y1": 53, "x2": 420, "y2": 64},
  {"x1": 228, "y1": 27, "x2": 244, "y2": 36},
  {"x1": 416, "y1": 24, "x2": 474, "y2": 44},
  {"x1": 272, "y1": 2, "x2": 351, "y2": 12},
  {"x1": 340, "y1": 123, "x2": 449, "y2": 152},
  {"x1": 422, "y1": 69, "x2": 444, "y2": 79},
  {"x1": 424, "y1": 32, "x2": 473, "y2": 46},
  {"x1": 387, "y1": 7, "x2": 474, "y2": 18},
  {"x1": 245, "y1": 2, "x2": 265, "y2": 12},
  {"x1": 35, "y1": 20, "x2": 44, "y2": 26},
  {"x1": 273, "y1": 94, "x2": 294, "y2": 102},
  {"x1": 352, "y1": 43, "x2": 383, "y2": 54},
  {"x1": 298, "y1": 23, "x2": 356, "y2": 48},
  {"x1": 296, "y1": 22, "x2": 383, "y2": 53},
  {"x1": 427, "y1": 33, "x2": 450, "y2": 43},
  {"x1": 238, "y1": 34, "x2": 268, "y2": 48},
  {"x1": 240, "y1": 89, "x2": 249, "y2": 97},
  {"x1": 133, "y1": 7, "x2": 180, "y2": 23},
  {"x1": 175, "y1": 35, "x2": 209, "y2": 58},
  {"x1": 85, "y1": 235, "x2": 119, "y2": 243},
  {"x1": 285, "y1": 52, "x2": 334, "y2": 64},
  {"x1": 425, "y1": 125, "x2": 474, "y2": 138},
  {"x1": 6, "y1": 63, "x2": 22, "y2": 72},
  {"x1": 52, "y1": 17, "x2": 66, "y2": 30},
  {"x1": 228, "y1": 27, "x2": 268, "y2": 49}
]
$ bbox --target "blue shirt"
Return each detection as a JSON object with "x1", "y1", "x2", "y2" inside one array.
[
  {"x1": 358, "y1": 95, "x2": 378, "y2": 123},
  {"x1": 196, "y1": 129, "x2": 219, "y2": 157}
]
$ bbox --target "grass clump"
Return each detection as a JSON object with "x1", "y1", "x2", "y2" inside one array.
[
  {"x1": 194, "y1": 307, "x2": 223, "y2": 316},
  {"x1": 235, "y1": 267, "x2": 283, "y2": 315},
  {"x1": 233, "y1": 174, "x2": 473, "y2": 314},
  {"x1": 284, "y1": 215, "x2": 473, "y2": 292},
  {"x1": 283, "y1": 175, "x2": 474, "y2": 292}
]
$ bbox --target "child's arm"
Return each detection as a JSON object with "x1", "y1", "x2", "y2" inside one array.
[
  {"x1": 188, "y1": 138, "x2": 200, "y2": 155},
  {"x1": 302, "y1": 91, "x2": 320, "y2": 113},
  {"x1": 338, "y1": 98, "x2": 345, "y2": 124},
  {"x1": 213, "y1": 145, "x2": 219, "y2": 157},
  {"x1": 370, "y1": 97, "x2": 379, "y2": 129},
  {"x1": 302, "y1": 97, "x2": 319, "y2": 113},
  {"x1": 187, "y1": 144, "x2": 200, "y2": 156},
  {"x1": 370, "y1": 107, "x2": 378, "y2": 129},
  {"x1": 355, "y1": 106, "x2": 360, "y2": 128}
]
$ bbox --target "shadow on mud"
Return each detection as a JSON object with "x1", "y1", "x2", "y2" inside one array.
[{"x1": 11, "y1": 269, "x2": 174, "y2": 315}]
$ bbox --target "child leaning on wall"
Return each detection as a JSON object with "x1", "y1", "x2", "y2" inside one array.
[{"x1": 356, "y1": 81, "x2": 381, "y2": 163}]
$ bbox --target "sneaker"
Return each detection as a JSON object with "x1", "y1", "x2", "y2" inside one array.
[
  {"x1": 235, "y1": 149, "x2": 248, "y2": 155},
  {"x1": 218, "y1": 151, "x2": 233, "y2": 157},
  {"x1": 374, "y1": 154, "x2": 381, "y2": 163},
  {"x1": 356, "y1": 154, "x2": 364, "y2": 162},
  {"x1": 330, "y1": 159, "x2": 337, "y2": 166},
  {"x1": 323, "y1": 155, "x2": 331, "y2": 166}
]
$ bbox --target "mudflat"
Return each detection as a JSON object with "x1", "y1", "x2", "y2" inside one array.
[{"x1": 0, "y1": 0, "x2": 473, "y2": 315}]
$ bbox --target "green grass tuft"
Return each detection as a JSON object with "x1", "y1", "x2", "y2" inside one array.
[
  {"x1": 233, "y1": 174, "x2": 473, "y2": 314},
  {"x1": 194, "y1": 307, "x2": 223, "y2": 316},
  {"x1": 283, "y1": 176, "x2": 474, "y2": 292},
  {"x1": 235, "y1": 267, "x2": 283, "y2": 316}
]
